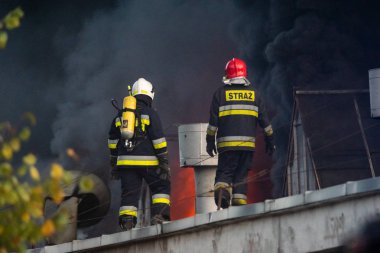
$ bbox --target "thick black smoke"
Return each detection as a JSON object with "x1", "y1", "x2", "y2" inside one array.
[
  {"x1": 232, "y1": 0, "x2": 380, "y2": 197},
  {"x1": 1, "y1": 0, "x2": 238, "y2": 169},
  {"x1": 1, "y1": 0, "x2": 238, "y2": 235}
]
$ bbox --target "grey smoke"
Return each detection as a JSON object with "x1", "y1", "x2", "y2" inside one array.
[
  {"x1": 232, "y1": 0, "x2": 380, "y2": 197},
  {"x1": 1, "y1": 0, "x2": 238, "y2": 235},
  {"x1": 3, "y1": 0, "x2": 379, "y2": 206},
  {"x1": 50, "y1": 0, "x2": 238, "y2": 176}
]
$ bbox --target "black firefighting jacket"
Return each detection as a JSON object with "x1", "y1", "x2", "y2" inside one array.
[
  {"x1": 206, "y1": 84, "x2": 273, "y2": 152},
  {"x1": 108, "y1": 98, "x2": 167, "y2": 168}
]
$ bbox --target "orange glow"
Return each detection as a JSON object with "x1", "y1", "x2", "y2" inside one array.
[
  {"x1": 66, "y1": 148, "x2": 80, "y2": 161},
  {"x1": 247, "y1": 131, "x2": 273, "y2": 203},
  {"x1": 168, "y1": 130, "x2": 273, "y2": 219},
  {"x1": 170, "y1": 165, "x2": 195, "y2": 220}
]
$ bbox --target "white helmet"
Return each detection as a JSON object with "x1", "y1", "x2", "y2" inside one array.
[{"x1": 131, "y1": 78, "x2": 155, "y2": 100}]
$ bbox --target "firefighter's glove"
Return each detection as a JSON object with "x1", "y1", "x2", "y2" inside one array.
[
  {"x1": 265, "y1": 135, "x2": 276, "y2": 156},
  {"x1": 156, "y1": 153, "x2": 171, "y2": 181},
  {"x1": 206, "y1": 134, "x2": 217, "y2": 157}
]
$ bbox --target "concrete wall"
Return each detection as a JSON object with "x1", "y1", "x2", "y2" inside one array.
[
  {"x1": 29, "y1": 177, "x2": 380, "y2": 253},
  {"x1": 87, "y1": 195, "x2": 380, "y2": 253}
]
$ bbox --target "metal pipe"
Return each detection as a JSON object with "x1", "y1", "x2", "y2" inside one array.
[
  {"x1": 295, "y1": 89, "x2": 369, "y2": 95},
  {"x1": 306, "y1": 137, "x2": 321, "y2": 190},
  {"x1": 302, "y1": 132, "x2": 308, "y2": 191},
  {"x1": 353, "y1": 97, "x2": 376, "y2": 177},
  {"x1": 285, "y1": 98, "x2": 297, "y2": 196}
]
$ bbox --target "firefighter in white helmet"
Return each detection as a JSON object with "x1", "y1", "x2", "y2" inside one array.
[
  {"x1": 206, "y1": 58, "x2": 275, "y2": 209},
  {"x1": 108, "y1": 78, "x2": 170, "y2": 230}
]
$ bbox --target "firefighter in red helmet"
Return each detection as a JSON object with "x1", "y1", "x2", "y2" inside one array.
[{"x1": 206, "y1": 58, "x2": 275, "y2": 209}]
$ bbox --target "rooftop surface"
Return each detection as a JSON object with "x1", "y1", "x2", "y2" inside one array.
[{"x1": 29, "y1": 176, "x2": 380, "y2": 253}]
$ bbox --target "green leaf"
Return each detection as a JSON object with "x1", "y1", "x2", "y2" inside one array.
[
  {"x1": 0, "y1": 31, "x2": 8, "y2": 49},
  {"x1": 0, "y1": 162, "x2": 12, "y2": 176},
  {"x1": 19, "y1": 127, "x2": 31, "y2": 141},
  {"x1": 17, "y1": 165, "x2": 28, "y2": 177},
  {"x1": 11, "y1": 7, "x2": 24, "y2": 18},
  {"x1": 79, "y1": 176, "x2": 94, "y2": 193},
  {"x1": 4, "y1": 15, "x2": 20, "y2": 30}
]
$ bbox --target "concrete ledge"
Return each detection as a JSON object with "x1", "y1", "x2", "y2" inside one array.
[
  {"x1": 347, "y1": 177, "x2": 380, "y2": 194},
  {"x1": 72, "y1": 237, "x2": 101, "y2": 251},
  {"x1": 100, "y1": 231, "x2": 131, "y2": 246},
  {"x1": 131, "y1": 224, "x2": 162, "y2": 240},
  {"x1": 162, "y1": 216, "x2": 194, "y2": 234},
  {"x1": 305, "y1": 184, "x2": 347, "y2": 203},
  {"x1": 27, "y1": 177, "x2": 380, "y2": 253},
  {"x1": 269, "y1": 193, "x2": 305, "y2": 212},
  {"x1": 228, "y1": 202, "x2": 265, "y2": 218},
  {"x1": 194, "y1": 213, "x2": 211, "y2": 227},
  {"x1": 45, "y1": 243, "x2": 73, "y2": 253},
  {"x1": 209, "y1": 208, "x2": 228, "y2": 223}
]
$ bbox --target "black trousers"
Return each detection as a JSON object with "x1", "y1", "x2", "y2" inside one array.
[
  {"x1": 119, "y1": 167, "x2": 171, "y2": 218},
  {"x1": 215, "y1": 150, "x2": 253, "y2": 195}
]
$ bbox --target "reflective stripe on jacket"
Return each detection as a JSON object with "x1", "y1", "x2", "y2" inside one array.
[
  {"x1": 108, "y1": 100, "x2": 167, "y2": 168},
  {"x1": 207, "y1": 84, "x2": 273, "y2": 152}
]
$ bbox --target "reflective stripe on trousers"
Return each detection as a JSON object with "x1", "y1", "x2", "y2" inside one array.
[
  {"x1": 152, "y1": 193, "x2": 170, "y2": 205},
  {"x1": 117, "y1": 155, "x2": 159, "y2": 166},
  {"x1": 119, "y1": 206, "x2": 137, "y2": 217}
]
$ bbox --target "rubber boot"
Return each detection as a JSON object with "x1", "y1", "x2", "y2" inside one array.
[
  {"x1": 214, "y1": 188, "x2": 231, "y2": 209},
  {"x1": 119, "y1": 215, "x2": 137, "y2": 231},
  {"x1": 151, "y1": 203, "x2": 170, "y2": 225}
]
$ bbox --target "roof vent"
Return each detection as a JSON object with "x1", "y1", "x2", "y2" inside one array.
[{"x1": 369, "y1": 68, "x2": 380, "y2": 118}]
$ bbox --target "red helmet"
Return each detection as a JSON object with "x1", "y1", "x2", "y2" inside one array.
[
  {"x1": 225, "y1": 58, "x2": 247, "y2": 79},
  {"x1": 223, "y1": 58, "x2": 250, "y2": 85}
]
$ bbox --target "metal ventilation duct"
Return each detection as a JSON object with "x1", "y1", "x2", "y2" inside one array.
[
  {"x1": 44, "y1": 171, "x2": 110, "y2": 244},
  {"x1": 369, "y1": 68, "x2": 380, "y2": 118},
  {"x1": 178, "y1": 123, "x2": 217, "y2": 214}
]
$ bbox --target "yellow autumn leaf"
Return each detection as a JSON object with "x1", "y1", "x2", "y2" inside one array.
[
  {"x1": 11, "y1": 7, "x2": 24, "y2": 18},
  {"x1": 1, "y1": 144, "x2": 13, "y2": 160},
  {"x1": 21, "y1": 212, "x2": 30, "y2": 222},
  {"x1": 19, "y1": 127, "x2": 31, "y2": 141},
  {"x1": 30, "y1": 205, "x2": 43, "y2": 218},
  {"x1": 9, "y1": 138, "x2": 21, "y2": 152},
  {"x1": 63, "y1": 171, "x2": 73, "y2": 185},
  {"x1": 29, "y1": 166, "x2": 40, "y2": 181},
  {"x1": 4, "y1": 15, "x2": 20, "y2": 30},
  {"x1": 2, "y1": 181, "x2": 12, "y2": 194},
  {"x1": 23, "y1": 153, "x2": 37, "y2": 166},
  {"x1": 0, "y1": 31, "x2": 8, "y2": 49},
  {"x1": 22, "y1": 112, "x2": 37, "y2": 126},
  {"x1": 51, "y1": 189, "x2": 65, "y2": 204},
  {"x1": 17, "y1": 165, "x2": 28, "y2": 176},
  {"x1": 50, "y1": 163, "x2": 64, "y2": 180},
  {"x1": 7, "y1": 191, "x2": 19, "y2": 204},
  {"x1": 79, "y1": 176, "x2": 94, "y2": 193},
  {"x1": 0, "y1": 247, "x2": 7, "y2": 253},
  {"x1": 53, "y1": 211, "x2": 69, "y2": 228},
  {"x1": 18, "y1": 187, "x2": 30, "y2": 202},
  {"x1": 31, "y1": 186, "x2": 43, "y2": 198},
  {"x1": 41, "y1": 219, "x2": 55, "y2": 237},
  {"x1": 0, "y1": 162, "x2": 12, "y2": 175}
]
